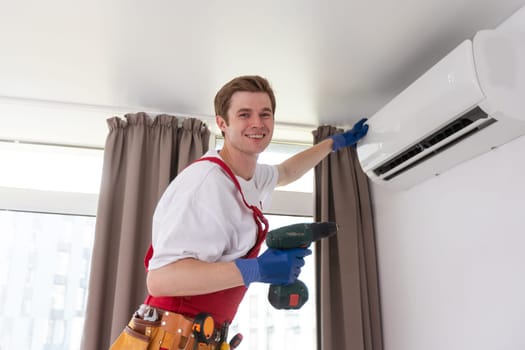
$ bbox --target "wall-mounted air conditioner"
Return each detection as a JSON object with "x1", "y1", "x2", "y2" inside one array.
[{"x1": 357, "y1": 6, "x2": 525, "y2": 190}]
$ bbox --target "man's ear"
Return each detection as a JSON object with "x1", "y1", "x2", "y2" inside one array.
[{"x1": 216, "y1": 115, "x2": 227, "y2": 133}]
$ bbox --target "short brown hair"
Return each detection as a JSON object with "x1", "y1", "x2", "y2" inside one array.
[{"x1": 214, "y1": 75, "x2": 276, "y2": 123}]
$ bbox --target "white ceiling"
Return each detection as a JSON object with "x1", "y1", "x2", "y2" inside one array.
[{"x1": 1, "y1": 0, "x2": 524, "y2": 136}]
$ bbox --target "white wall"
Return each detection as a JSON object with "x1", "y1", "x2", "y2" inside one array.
[{"x1": 371, "y1": 135, "x2": 525, "y2": 350}]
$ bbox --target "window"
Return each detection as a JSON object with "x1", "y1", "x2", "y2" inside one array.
[
  {"x1": 0, "y1": 137, "x2": 315, "y2": 350},
  {"x1": 0, "y1": 141, "x2": 101, "y2": 349}
]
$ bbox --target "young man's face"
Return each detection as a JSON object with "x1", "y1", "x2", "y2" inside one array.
[{"x1": 217, "y1": 91, "x2": 274, "y2": 156}]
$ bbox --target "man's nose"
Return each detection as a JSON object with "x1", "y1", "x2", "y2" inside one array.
[{"x1": 251, "y1": 115, "x2": 265, "y2": 127}]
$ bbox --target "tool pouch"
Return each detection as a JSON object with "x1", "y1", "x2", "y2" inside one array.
[
  {"x1": 109, "y1": 316, "x2": 163, "y2": 350},
  {"x1": 110, "y1": 308, "x2": 218, "y2": 350}
]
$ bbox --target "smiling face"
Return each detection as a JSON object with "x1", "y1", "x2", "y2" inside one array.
[{"x1": 216, "y1": 91, "x2": 274, "y2": 157}]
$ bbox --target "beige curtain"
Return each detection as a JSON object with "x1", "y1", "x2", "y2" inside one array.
[
  {"x1": 313, "y1": 126, "x2": 383, "y2": 350},
  {"x1": 81, "y1": 113, "x2": 209, "y2": 350}
]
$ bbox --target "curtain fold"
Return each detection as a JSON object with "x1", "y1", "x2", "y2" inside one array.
[
  {"x1": 81, "y1": 113, "x2": 209, "y2": 350},
  {"x1": 313, "y1": 126, "x2": 383, "y2": 350}
]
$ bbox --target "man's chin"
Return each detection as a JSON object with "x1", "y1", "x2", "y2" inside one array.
[{"x1": 248, "y1": 143, "x2": 270, "y2": 154}]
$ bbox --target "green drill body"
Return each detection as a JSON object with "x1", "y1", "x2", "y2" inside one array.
[{"x1": 265, "y1": 222, "x2": 338, "y2": 310}]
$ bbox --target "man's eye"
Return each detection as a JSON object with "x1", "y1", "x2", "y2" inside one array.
[
  {"x1": 261, "y1": 113, "x2": 272, "y2": 119},
  {"x1": 239, "y1": 113, "x2": 249, "y2": 118}
]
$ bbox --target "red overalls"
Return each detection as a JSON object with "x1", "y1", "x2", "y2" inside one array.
[{"x1": 143, "y1": 157, "x2": 269, "y2": 325}]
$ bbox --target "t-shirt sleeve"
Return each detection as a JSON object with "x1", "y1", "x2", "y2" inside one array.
[{"x1": 148, "y1": 167, "x2": 232, "y2": 270}]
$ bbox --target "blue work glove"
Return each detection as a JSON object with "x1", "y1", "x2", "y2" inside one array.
[
  {"x1": 330, "y1": 118, "x2": 369, "y2": 151},
  {"x1": 235, "y1": 247, "x2": 312, "y2": 286}
]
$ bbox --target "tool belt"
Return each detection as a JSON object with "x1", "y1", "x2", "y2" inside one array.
[{"x1": 110, "y1": 305, "x2": 225, "y2": 350}]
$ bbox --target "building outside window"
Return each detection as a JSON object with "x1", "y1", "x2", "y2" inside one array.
[{"x1": 0, "y1": 211, "x2": 95, "y2": 349}]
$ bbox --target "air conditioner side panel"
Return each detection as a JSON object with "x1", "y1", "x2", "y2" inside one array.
[
  {"x1": 474, "y1": 29, "x2": 525, "y2": 123},
  {"x1": 357, "y1": 40, "x2": 485, "y2": 172}
]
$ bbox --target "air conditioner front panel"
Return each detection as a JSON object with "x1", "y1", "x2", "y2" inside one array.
[{"x1": 358, "y1": 40, "x2": 485, "y2": 172}]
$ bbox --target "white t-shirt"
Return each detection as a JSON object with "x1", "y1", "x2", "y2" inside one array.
[{"x1": 148, "y1": 149, "x2": 279, "y2": 270}]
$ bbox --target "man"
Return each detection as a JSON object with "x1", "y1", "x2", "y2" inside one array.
[{"x1": 110, "y1": 75, "x2": 368, "y2": 349}]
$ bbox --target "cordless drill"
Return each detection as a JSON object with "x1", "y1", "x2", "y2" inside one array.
[{"x1": 265, "y1": 221, "x2": 338, "y2": 309}]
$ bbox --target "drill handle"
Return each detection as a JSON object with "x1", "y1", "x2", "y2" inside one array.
[{"x1": 268, "y1": 280, "x2": 309, "y2": 310}]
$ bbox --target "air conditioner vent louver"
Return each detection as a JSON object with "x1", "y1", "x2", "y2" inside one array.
[{"x1": 373, "y1": 107, "x2": 495, "y2": 178}]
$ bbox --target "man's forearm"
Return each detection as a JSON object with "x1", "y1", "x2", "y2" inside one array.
[
  {"x1": 277, "y1": 138, "x2": 333, "y2": 186},
  {"x1": 147, "y1": 258, "x2": 245, "y2": 296}
]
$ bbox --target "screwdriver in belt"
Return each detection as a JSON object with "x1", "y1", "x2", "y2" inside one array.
[{"x1": 219, "y1": 324, "x2": 242, "y2": 349}]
